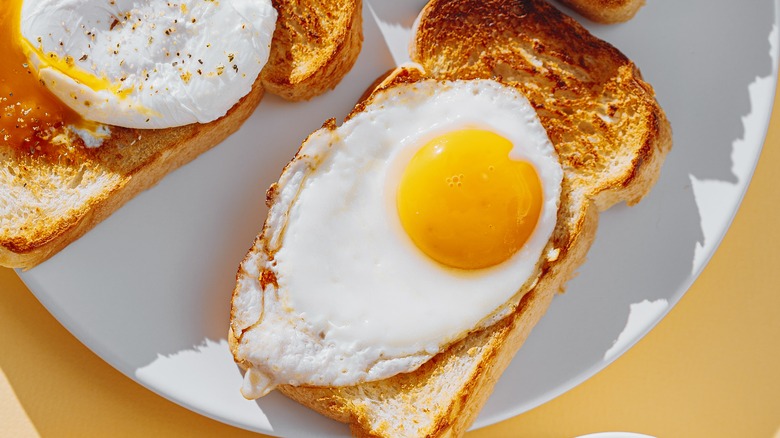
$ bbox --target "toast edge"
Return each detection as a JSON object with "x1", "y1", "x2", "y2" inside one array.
[{"x1": 557, "y1": 0, "x2": 646, "y2": 23}]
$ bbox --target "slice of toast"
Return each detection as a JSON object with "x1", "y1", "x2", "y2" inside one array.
[
  {"x1": 262, "y1": 0, "x2": 363, "y2": 101},
  {"x1": 558, "y1": 0, "x2": 645, "y2": 23},
  {"x1": 0, "y1": 0, "x2": 362, "y2": 269},
  {"x1": 231, "y1": 0, "x2": 671, "y2": 436}
]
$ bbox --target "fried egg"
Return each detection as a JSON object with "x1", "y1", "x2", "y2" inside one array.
[
  {"x1": 20, "y1": 0, "x2": 276, "y2": 129},
  {"x1": 233, "y1": 78, "x2": 563, "y2": 398}
]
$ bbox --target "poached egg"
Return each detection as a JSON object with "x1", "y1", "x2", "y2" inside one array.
[{"x1": 20, "y1": 0, "x2": 277, "y2": 129}]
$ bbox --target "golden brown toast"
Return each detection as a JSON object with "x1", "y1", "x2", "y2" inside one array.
[
  {"x1": 0, "y1": 0, "x2": 363, "y2": 269},
  {"x1": 558, "y1": 0, "x2": 645, "y2": 23},
  {"x1": 230, "y1": 0, "x2": 671, "y2": 436},
  {"x1": 261, "y1": 0, "x2": 363, "y2": 100}
]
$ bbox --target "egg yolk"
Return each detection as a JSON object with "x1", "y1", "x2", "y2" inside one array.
[
  {"x1": 397, "y1": 129, "x2": 543, "y2": 270},
  {"x1": 0, "y1": 0, "x2": 107, "y2": 154},
  {"x1": 0, "y1": 1, "x2": 76, "y2": 151}
]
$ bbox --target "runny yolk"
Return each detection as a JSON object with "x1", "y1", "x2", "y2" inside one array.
[
  {"x1": 397, "y1": 129, "x2": 543, "y2": 270},
  {"x1": 0, "y1": 0, "x2": 83, "y2": 152}
]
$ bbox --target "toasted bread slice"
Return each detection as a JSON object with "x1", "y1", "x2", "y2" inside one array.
[
  {"x1": 261, "y1": 0, "x2": 363, "y2": 100},
  {"x1": 230, "y1": 0, "x2": 671, "y2": 436},
  {"x1": 0, "y1": 0, "x2": 362, "y2": 269},
  {"x1": 558, "y1": 0, "x2": 645, "y2": 23}
]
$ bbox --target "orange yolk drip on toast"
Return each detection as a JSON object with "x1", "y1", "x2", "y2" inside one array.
[
  {"x1": 397, "y1": 129, "x2": 543, "y2": 270},
  {"x1": 0, "y1": 0, "x2": 84, "y2": 153}
]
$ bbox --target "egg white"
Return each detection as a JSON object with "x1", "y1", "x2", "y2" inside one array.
[
  {"x1": 21, "y1": 0, "x2": 276, "y2": 129},
  {"x1": 234, "y1": 79, "x2": 563, "y2": 397}
]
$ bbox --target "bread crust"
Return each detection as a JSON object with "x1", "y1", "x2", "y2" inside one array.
[
  {"x1": 0, "y1": 0, "x2": 363, "y2": 269},
  {"x1": 558, "y1": 0, "x2": 645, "y2": 23},
  {"x1": 229, "y1": 0, "x2": 671, "y2": 436}
]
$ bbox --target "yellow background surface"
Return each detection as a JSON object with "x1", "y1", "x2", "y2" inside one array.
[{"x1": 2, "y1": 79, "x2": 780, "y2": 438}]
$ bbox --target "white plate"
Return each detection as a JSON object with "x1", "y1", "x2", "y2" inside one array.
[{"x1": 17, "y1": 0, "x2": 779, "y2": 435}]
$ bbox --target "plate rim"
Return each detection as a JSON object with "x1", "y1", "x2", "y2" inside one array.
[{"x1": 15, "y1": 0, "x2": 780, "y2": 435}]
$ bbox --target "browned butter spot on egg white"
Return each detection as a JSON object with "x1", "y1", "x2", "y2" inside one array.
[{"x1": 260, "y1": 269, "x2": 278, "y2": 290}]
